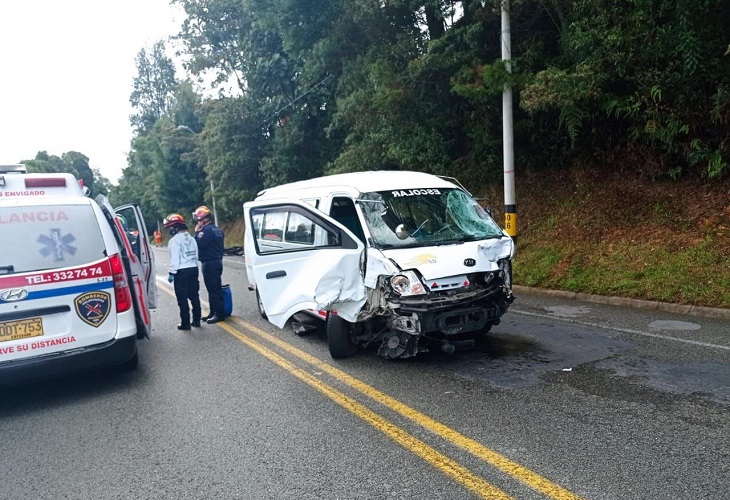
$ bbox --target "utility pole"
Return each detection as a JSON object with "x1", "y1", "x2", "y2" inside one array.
[
  {"x1": 501, "y1": 0, "x2": 517, "y2": 241},
  {"x1": 209, "y1": 177, "x2": 218, "y2": 227}
]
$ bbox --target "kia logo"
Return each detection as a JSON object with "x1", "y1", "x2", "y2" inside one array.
[
  {"x1": 464, "y1": 258, "x2": 476, "y2": 267},
  {"x1": 0, "y1": 288, "x2": 28, "y2": 302}
]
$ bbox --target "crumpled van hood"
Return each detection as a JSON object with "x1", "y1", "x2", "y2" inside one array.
[{"x1": 378, "y1": 237, "x2": 513, "y2": 280}]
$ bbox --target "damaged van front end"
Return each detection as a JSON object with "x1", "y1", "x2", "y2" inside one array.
[
  {"x1": 245, "y1": 171, "x2": 516, "y2": 360},
  {"x1": 353, "y1": 188, "x2": 515, "y2": 358}
]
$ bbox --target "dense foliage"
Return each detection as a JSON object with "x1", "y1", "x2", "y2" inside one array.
[
  {"x1": 115, "y1": 0, "x2": 730, "y2": 224},
  {"x1": 23, "y1": 151, "x2": 111, "y2": 198}
]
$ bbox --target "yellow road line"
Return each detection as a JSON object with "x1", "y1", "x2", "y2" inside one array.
[
  {"x1": 216, "y1": 321, "x2": 513, "y2": 500},
  {"x1": 228, "y1": 316, "x2": 583, "y2": 500},
  {"x1": 159, "y1": 285, "x2": 511, "y2": 499},
  {"x1": 159, "y1": 282, "x2": 581, "y2": 499}
]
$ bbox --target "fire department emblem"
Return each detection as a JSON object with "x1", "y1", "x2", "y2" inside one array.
[{"x1": 75, "y1": 291, "x2": 111, "y2": 327}]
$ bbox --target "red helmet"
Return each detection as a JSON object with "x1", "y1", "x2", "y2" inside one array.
[
  {"x1": 163, "y1": 213, "x2": 186, "y2": 228},
  {"x1": 193, "y1": 206, "x2": 212, "y2": 221}
]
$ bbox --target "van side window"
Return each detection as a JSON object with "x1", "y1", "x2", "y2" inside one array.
[
  {"x1": 261, "y1": 211, "x2": 286, "y2": 241},
  {"x1": 329, "y1": 197, "x2": 366, "y2": 244},
  {"x1": 285, "y1": 212, "x2": 314, "y2": 244},
  {"x1": 251, "y1": 207, "x2": 339, "y2": 255}
]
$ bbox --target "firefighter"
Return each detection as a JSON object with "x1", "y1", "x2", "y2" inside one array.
[
  {"x1": 164, "y1": 213, "x2": 202, "y2": 330},
  {"x1": 193, "y1": 205, "x2": 225, "y2": 323}
]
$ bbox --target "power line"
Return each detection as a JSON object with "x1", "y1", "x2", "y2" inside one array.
[{"x1": 259, "y1": 73, "x2": 334, "y2": 127}]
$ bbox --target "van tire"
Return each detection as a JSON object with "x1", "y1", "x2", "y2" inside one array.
[
  {"x1": 474, "y1": 323, "x2": 494, "y2": 350},
  {"x1": 327, "y1": 314, "x2": 357, "y2": 358},
  {"x1": 256, "y1": 289, "x2": 267, "y2": 319}
]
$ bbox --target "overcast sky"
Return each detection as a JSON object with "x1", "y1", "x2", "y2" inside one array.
[{"x1": 0, "y1": 0, "x2": 184, "y2": 183}]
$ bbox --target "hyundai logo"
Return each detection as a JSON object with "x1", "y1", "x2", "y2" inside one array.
[
  {"x1": 0, "y1": 288, "x2": 28, "y2": 302},
  {"x1": 464, "y1": 258, "x2": 476, "y2": 267}
]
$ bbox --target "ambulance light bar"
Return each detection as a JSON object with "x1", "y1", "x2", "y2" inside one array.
[
  {"x1": 0, "y1": 164, "x2": 27, "y2": 174},
  {"x1": 25, "y1": 177, "x2": 68, "y2": 188}
]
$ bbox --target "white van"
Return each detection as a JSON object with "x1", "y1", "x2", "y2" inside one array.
[
  {"x1": 0, "y1": 165, "x2": 156, "y2": 385},
  {"x1": 244, "y1": 171, "x2": 515, "y2": 359}
]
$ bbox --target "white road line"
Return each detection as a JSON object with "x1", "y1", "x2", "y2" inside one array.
[{"x1": 512, "y1": 310, "x2": 730, "y2": 351}]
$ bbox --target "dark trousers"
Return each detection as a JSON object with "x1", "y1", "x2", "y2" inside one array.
[
  {"x1": 202, "y1": 260, "x2": 224, "y2": 317},
  {"x1": 174, "y1": 267, "x2": 201, "y2": 327}
]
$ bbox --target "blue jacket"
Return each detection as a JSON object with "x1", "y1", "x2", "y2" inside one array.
[{"x1": 195, "y1": 222, "x2": 224, "y2": 262}]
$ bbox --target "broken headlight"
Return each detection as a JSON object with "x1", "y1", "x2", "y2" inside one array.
[
  {"x1": 389, "y1": 270, "x2": 427, "y2": 297},
  {"x1": 498, "y1": 258, "x2": 512, "y2": 288}
]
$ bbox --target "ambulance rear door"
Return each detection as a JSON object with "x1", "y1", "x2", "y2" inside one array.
[
  {"x1": 0, "y1": 198, "x2": 119, "y2": 362},
  {"x1": 97, "y1": 197, "x2": 154, "y2": 338},
  {"x1": 114, "y1": 203, "x2": 157, "y2": 310}
]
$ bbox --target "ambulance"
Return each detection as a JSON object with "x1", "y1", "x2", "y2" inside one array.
[
  {"x1": 243, "y1": 171, "x2": 514, "y2": 359},
  {"x1": 0, "y1": 165, "x2": 156, "y2": 385}
]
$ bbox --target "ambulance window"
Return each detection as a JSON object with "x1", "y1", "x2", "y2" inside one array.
[
  {"x1": 115, "y1": 206, "x2": 141, "y2": 257},
  {"x1": 0, "y1": 205, "x2": 107, "y2": 274}
]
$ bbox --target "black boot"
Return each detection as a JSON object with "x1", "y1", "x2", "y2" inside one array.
[
  {"x1": 177, "y1": 324, "x2": 191, "y2": 331},
  {"x1": 206, "y1": 315, "x2": 222, "y2": 324}
]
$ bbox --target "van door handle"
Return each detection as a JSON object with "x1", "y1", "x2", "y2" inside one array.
[{"x1": 266, "y1": 270, "x2": 287, "y2": 279}]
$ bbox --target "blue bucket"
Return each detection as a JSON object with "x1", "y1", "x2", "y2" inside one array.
[{"x1": 222, "y1": 284, "x2": 233, "y2": 318}]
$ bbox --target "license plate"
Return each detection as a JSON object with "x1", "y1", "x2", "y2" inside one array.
[{"x1": 0, "y1": 317, "x2": 44, "y2": 342}]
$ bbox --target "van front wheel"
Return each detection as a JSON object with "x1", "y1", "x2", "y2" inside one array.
[
  {"x1": 327, "y1": 314, "x2": 357, "y2": 358},
  {"x1": 256, "y1": 289, "x2": 267, "y2": 319}
]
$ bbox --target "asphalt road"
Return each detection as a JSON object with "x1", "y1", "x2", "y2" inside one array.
[{"x1": 1, "y1": 248, "x2": 728, "y2": 499}]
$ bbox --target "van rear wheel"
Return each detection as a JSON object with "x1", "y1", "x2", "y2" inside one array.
[{"x1": 327, "y1": 313, "x2": 357, "y2": 358}]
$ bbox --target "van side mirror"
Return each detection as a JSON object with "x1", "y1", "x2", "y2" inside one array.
[
  {"x1": 475, "y1": 198, "x2": 492, "y2": 217},
  {"x1": 380, "y1": 207, "x2": 400, "y2": 231},
  {"x1": 395, "y1": 224, "x2": 410, "y2": 240}
]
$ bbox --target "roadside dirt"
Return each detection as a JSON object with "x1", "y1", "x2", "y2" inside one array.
[
  {"x1": 519, "y1": 167, "x2": 729, "y2": 240},
  {"x1": 482, "y1": 166, "x2": 730, "y2": 307}
]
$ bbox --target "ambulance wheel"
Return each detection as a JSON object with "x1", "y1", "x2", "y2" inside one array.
[
  {"x1": 256, "y1": 289, "x2": 267, "y2": 319},
  {"x1": 117, "y1": 351, "x2": 139, "y2": 372},
  {"x1": 326, "y1": 314, "x2": 357, "y2": 358}
]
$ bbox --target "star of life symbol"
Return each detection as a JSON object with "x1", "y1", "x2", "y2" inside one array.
[{"x1": 38, "y1": 228, "x2": 77, "y2": 262}]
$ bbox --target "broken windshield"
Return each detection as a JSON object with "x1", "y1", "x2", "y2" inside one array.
[{"x1": 358, "y1": 188, "x2": 504, "y2": 249}]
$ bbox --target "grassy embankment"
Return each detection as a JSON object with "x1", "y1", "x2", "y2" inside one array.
[
  {"x1": 221, "y1": 168, "x2": 730, "y2": 310},
  {"x1": 490, "y1": 168, "x2": 730, "y2": 310}
]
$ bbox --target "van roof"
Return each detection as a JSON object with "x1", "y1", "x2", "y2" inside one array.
[{"x1": 257, "y1": 170, "x2": 460, "y2": 198}]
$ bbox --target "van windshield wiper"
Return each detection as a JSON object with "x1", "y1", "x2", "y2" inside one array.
[
  {"x1": 376, "y1": 242, "x2": 431, "y2": 250},
  {"x1": 435, "y1": 239, "x2": 465, "y2": 246},
  {"x1": 0, "y1": 265, "x2": 15, "y2": 275}
]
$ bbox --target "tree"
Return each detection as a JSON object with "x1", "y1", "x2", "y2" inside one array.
[
  {"x1": 130, "y1": 41, "x2": 178, "y2": 135},
  {"x1": 23, "y1": 151, "x2": 111, "y2": 198},
  {"x1": 174, "y1": 0, "x2": 261, "y2": 94},
  {"x1": 518, "y1": 0, "x2": 730, "y2": 178}
]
